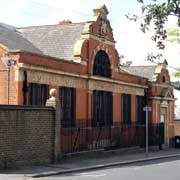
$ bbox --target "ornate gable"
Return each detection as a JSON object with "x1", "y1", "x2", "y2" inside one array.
[
  {"x1": 160, "y1": 88, "x2": 174, "y2": 98},
  {"x1": 82, "y1": 4, "x2": 114, "y2": 42},
  {"x1": 152, "y1": 58, "x2": 171, "y2": 84},
  {"x1": 73, "y1": 5, "x2": 116, "y2": 64}
]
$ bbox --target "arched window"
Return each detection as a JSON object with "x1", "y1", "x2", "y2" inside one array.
[
  {"x1": 93, "y1": 50, "x2": 111, "y2": 78},
  {"x1": 162, "y1": 76, "x2": 166, "y2": 83}
]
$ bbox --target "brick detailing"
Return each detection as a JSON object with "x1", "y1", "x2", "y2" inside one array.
[
  {"x1": 175, "y1": 121, "x2": 180, "y2": 136},
  {"x1": 0, "y1": 105, "x2": 55, "y2": 168},
  {"x1": 113, "y1": 93, "x2": 121, "y2": 123}
]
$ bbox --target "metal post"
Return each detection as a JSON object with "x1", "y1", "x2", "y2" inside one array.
[
  {"x1": 1, "y1": 55, "x2": 16, "y2": 105},
  {"x1": 7, "y1": 66, "x2": 10, "y2": 104},
  {"x1": 145, "y1": 107, "x2": 149, "y2": 157}
]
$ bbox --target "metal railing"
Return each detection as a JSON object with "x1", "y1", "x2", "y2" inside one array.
[{"x1": 60, "y1": 121, "x2": 164, "y2": 154}]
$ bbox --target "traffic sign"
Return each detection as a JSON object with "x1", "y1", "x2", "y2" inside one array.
[{"x1": 143, "y1": 106, "x2": 152, "y2": 111}]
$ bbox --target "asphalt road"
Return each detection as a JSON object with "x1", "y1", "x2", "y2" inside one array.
[{"x1": 36, "y1": 157, "x2": 180, "y2": 180}]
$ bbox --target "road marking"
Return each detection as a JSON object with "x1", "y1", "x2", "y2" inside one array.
[
  {"x1": 79, "y1": 172, "x2": 106, "y2": 177},
  {"x1": 133, "y1": 167, "x2": 142, "y2": 170},
  {"x1": 157, "y1": 163, "x2": 165, "y2": 166}
]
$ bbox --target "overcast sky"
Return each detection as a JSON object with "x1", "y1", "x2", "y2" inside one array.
[{"x1": 0, "y1": 0, "x2": 179, "y2": 73}]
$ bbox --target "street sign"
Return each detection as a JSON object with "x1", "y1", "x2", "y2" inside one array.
[
  {"x1": 143, "y1": 106, "x2": 152, "y2": 157},
  {"x1": 143, "y1": 106, "x2": 152, "y2": 111}
]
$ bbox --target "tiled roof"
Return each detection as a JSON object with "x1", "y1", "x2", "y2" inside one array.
[
  {"x1": 0, "y1": 23, "x2": 41, "y2": 54},
  {"x1": 0, "y1": 22, "x2": 85, "y2": 61},
  {"x1": 172, "y1": 81, "x2": 180, "y2": 90},
  {"x1": 121, "y1": 66, "x2": 157, "y2": 81},
  {"x1": 18, "y1": 23, "x2": 85, "y2": 60}
]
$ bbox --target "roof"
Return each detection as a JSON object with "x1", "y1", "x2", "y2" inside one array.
[
  {"x1": 0, "y1": 23, "x2": 41, "y2": 54},
  {"x1": 121, "y1": 66, "x2": 157, "y2": 81},
  {"x1": 0, "y1": 22, "x2": 85, "y2": 61},
  {"x1": 172, "y1": 81, "x2": 180, "y2": 91}
]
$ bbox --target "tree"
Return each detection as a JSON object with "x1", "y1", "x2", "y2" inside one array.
[
  {"x1": 167, "y1": 28, "x2": 180, "y2": 77},
  {"x1": 135, "y1": 0, "x2": 180, "y2": 49},
  {"x1": 129, "y1": 0, "x2": 180, "y2": 77},
  {"x1": 167, "y1": 28, "x2": 180, "y2": 43}
]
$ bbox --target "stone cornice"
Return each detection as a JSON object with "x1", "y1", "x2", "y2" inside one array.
[
  {"x1": 81, "y1": 34, "x2": 115, "y2": 46},
  {"x1": 150, "y1": 83, "x2": 174, "y2": 89},
  {"x1": 90, "y1": 76, "x2": 147, "y2": 89},
  {"x1": 17, "y1": 63, "x2": 147, "y2": 89},
  {"x1": 149, "y1": 96, "x2": 176, "y2": 101}
]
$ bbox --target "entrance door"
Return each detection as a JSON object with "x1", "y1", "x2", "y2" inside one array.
[{"x1": 159, "y1": 114, "x2": 165, "y2": 145}]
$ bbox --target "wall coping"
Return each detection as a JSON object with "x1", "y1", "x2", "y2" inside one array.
[{"x1": 0, "y1": 105, "x2": 54, "y2": 111}]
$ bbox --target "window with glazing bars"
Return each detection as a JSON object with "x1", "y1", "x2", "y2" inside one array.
[
  {"x1": 136, "y1": 95, "x2": 146, "y2": 124},
  {"x1": 93, "y1": 50, "x2": 111, "y2": 78},
  {"x1": 29, "y1": 83, "x2": 49, "y2": 106},
  {"x1": 60, "y1": 87, "x2": 75, "y2": 128},
  {"x1": 122, "y1": 94, "x2": 131, "y2": 124},
  {"x1": 92, "y1": 90, "x2": 113, "y2": 127}
]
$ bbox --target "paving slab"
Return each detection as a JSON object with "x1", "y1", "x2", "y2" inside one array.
[{"x1": 0, "y1": 148, "x2": 180, "y2": 180}]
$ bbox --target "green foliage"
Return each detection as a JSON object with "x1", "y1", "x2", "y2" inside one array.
[
  {"x1": 167, "y1": 28, "x2": 180, "y2": 43},
  {"x1": 136, "y1": 0, "x2": 180, "y2": 49},
  {"x1": 134, "y1": 1, "x2": 180, "y2": 77},
  {"x1": 168, "y1": 28, "x2": 180, "y2": 36},
  {"x1": 175, "y1": 71, "x2": 180, "y2": 77}
]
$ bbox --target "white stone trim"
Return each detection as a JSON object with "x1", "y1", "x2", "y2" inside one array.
[
  {"x1": 17, "y1": 63, "x2": 147, "y2": 89},
  {"x1": 81, "y1": 34, "x2": 115, "y2": 46}
]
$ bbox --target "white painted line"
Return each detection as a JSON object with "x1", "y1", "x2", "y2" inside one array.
[
  {"x1": 79, "y1": 172, "x2": 106, "y2": 177},
  {"x1": 157, "y1": 163, "x2": 166, "y2": 166},
  {"x1": 133, "y1": 167, "x2": 142, "y2": 170}
]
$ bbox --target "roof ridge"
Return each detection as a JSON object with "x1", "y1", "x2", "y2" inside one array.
[{"x1": 17, "y1": 22, "x2": 86, "y2": 30}]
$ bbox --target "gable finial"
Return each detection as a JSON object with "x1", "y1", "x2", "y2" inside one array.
[{"x1": 93, "y1": 4, "x2": 109, "y2": 17}]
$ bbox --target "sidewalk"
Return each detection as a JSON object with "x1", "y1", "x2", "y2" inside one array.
[{"x1": 1, "y1": 148, "x2": 180, "y2": 179}]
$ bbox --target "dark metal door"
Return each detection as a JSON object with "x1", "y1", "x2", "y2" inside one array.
[{"x1": 159, "y1": 122, "x2": 165, "y2": 145}]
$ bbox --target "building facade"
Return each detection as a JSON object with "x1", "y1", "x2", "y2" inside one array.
[{"x1": 0, "y1": 5, "x2": 176, "y2": 151}]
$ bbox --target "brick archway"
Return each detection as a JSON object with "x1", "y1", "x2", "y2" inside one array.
[
  {"x1": 93, "y1": 50, "x2": 111, "y2": 78},
  {"x1": 90, "y1": 44, "x2": 113, "y2": 75}
]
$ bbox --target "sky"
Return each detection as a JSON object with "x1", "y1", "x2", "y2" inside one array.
[
  {"x1": 0, "y1": 0, "x2": 180, "y2": 112},
  {"x1": 0, "y1": 0, "x2": 179, "y2": 68}
]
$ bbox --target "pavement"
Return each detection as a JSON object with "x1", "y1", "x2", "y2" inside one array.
[{"x1": 1, "y1": 147, "x2": 180, "y2": 180}]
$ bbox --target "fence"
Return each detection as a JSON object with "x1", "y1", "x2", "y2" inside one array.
[{"x1": 61, "y1": 122, "x2": 164, "y2": 154}]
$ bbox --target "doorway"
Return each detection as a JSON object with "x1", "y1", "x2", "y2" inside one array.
[{"x1": 160, "y1": 107, "x2": 168, "y2": 147}]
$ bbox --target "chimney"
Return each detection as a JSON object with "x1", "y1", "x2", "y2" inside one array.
[{"x1": 59, "y1": 20, "x2": 72, "y2": 25}]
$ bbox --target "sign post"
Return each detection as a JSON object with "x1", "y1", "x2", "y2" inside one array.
[{"x1": 143, "y1": 106, "x2": 152, "y2": 157}]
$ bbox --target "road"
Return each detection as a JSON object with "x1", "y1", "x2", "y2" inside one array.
[{"x1": 37, "y1": 157, "x2": 180, "y2": 180}]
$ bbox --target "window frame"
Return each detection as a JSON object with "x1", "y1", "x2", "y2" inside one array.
[
  {"x1": 93, "y1": 50, "x2": 111, "y2": 78},
  {"x1": 136, "y1": 95, "x2": 146, "y2": 124},
  {"x1": 92, "y1": 90, "x2": 113, "y2": 127},
  {"x1": 60, "y1": 87, "x2": 75, "y2": 128},
  {"x1": 29, "y1": 83, "x2": 49, "y2": 106},
  {"x1": 121, "y1": 94, "x2": 131, "y2": 124}
]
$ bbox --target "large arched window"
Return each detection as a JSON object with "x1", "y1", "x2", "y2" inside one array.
[{"x1": 93, "y1": 50, "x2": 111, "y2": 78}]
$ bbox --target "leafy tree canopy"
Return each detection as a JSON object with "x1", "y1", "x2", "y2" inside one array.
[
  {"x1": 134, "y1": 0, "x2": 180, "y2": 49},
  {"x1": 128, "y1": 0, "x2": 180, "y2": 77},
  {"x1": 167, "y1": 28, "x2": 180, "y2": 43}
]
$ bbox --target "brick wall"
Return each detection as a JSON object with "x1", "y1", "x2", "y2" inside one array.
[
  {"x1": 174, "y1": 120, "x2": 180, "y2": 136},
  {"x1": 0, "y1": 105, "x2": 55, "y2": 168}
]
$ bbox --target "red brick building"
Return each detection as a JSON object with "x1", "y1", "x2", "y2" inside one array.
[{"x1": 0, "y1": 5, "x2": 176, "y2": 151}]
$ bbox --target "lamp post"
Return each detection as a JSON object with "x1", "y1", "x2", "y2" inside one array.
[{"x1": 1, "y1": 54, "x2": 16, "y2": 104}]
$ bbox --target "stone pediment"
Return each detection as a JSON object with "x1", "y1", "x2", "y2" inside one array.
[
  {"x1": 160, "y1": 88, "x2": 174, "y2": 98},
  {"x1": 82, "y1": 4, "x2": 114, "y2": 42}
]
